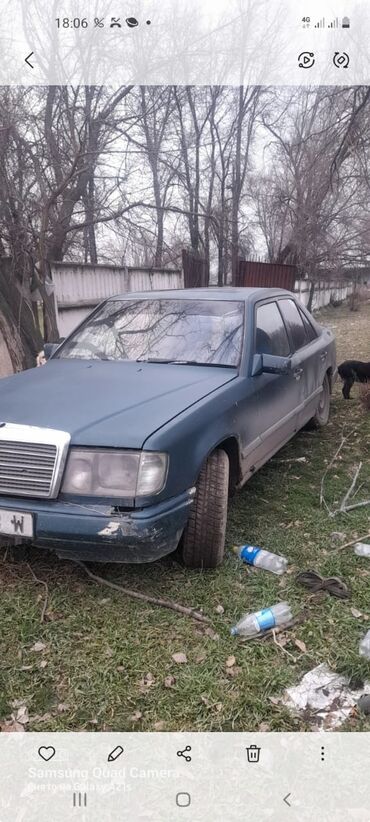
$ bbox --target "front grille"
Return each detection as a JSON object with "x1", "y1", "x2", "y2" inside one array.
[
  {"x1": 0, "y1": 440, "x2": 57, "y2": 498},
  {"x1": 0, "y1": 423, "x2": 71, "y2": 499}
]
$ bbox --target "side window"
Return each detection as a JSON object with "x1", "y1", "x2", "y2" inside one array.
[
  {"x1": 298, "y1": 307, "x2": 317, "y2": 343},
  {"x1": 278, "y1": 299, "x2": 308, "y2": 351},
  {"x1": 255, "y1": 302, "x2": 290, "y2": 357}
]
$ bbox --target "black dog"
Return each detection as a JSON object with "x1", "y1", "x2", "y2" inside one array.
[{"x1": 338, "y1": 360, "x2": 370, "y2": 399}]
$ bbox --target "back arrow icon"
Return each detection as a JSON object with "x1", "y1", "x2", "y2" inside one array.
[
  {"x1": 25, "y1": 52, "x2": 34, "y2": 68},
  {"x1": 283, "y1": 793, "x2": 292, "y2": 807}
]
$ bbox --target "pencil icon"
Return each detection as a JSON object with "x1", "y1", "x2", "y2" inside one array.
[{"x1": 108, "y1": 745, "x2": 124, "y2": 762}]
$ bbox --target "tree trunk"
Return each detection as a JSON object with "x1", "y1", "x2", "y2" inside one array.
[
  {"x1": 307, "y1": 280, "x2": 316, "y2": 313},
  {"x1": 0, "y1": 258, "x2": 42, "y2": 369},
  {"x1": 231, "y1": 88, "x2": 244, "y2": 285}
]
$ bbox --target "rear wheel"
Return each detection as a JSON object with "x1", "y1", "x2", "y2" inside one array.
[
  {"x1": 310, "y1": 374, "x2": 331, "y2": 428},
  {"x1": 182, "y1": 449, "x2": 229, "y2": 569}
]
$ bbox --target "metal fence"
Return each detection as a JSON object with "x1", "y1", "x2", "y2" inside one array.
[
  {"x1": 236, "y1": 260, "x2": 297, "y2": 291},
  {"x1": 51, "y1": 259, "x2": 355, "y2": 339}
]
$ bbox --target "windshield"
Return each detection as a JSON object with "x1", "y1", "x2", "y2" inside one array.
[{"x1": 57, "y1": 298, "x2": 244, "y2": 367}]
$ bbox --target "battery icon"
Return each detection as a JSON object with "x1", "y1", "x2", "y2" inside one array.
[{"x1": 342, "y1": 16, "x2": 350, "y2": 28}]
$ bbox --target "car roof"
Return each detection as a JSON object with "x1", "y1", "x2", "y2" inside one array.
[{"x1": 106, "y1": 287, "x2": 294, "y2": 302}]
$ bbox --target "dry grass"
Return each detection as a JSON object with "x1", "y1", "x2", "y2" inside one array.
[{"x1": 359, "y1": 384, "x2": 370, "y2": 412}]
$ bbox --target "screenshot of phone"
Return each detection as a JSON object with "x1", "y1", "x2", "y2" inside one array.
[{"x1": 0, "y1": 0, "x2": 369, "y2": 819}]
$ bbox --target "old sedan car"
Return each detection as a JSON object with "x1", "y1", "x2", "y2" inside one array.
[{"x1": 0, "y1": 288, "x2": 336, "y2": 568}]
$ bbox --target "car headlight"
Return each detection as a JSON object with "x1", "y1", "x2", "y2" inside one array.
[{"x1": 62, "y1": 449, "x2": 168, "y2": 497}]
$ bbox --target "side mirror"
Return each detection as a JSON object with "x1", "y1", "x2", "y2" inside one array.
[
  {"x1": 44, "y1": 340, "x2": 65, "y2": 361},
  {"x1": 252, "y1": 353, "x2": 291, "y2": 376}
]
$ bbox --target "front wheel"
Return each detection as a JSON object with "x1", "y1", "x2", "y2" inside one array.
[
  {"x1": 182, "y1": 449, "x2": 229, "y2": 569},
  {"x1": 310, "y1": 374, "x2": 331, "y2": 428}
]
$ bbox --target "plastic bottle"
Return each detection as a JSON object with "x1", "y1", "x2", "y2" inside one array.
[
  {"x1": 233, "y1": 544, "x2": 288, "y2": 575},
  {"x1": 230, "y1": 601, "x2": 293, "y2": 637},
  {"x1": 359, "y1": 630, "x2": 370, "y2": 659},
  {"x1": 354, "y1": 543, "x2": 370, "y2": 558}
]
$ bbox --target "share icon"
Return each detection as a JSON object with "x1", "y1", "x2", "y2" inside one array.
[{"x1": 177, "y1": 745, "x2": 192, "y2": 762}]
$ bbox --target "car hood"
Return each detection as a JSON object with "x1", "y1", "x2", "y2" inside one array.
[{"x1": 0, "y1": 359, "x2": 237, "y2": 448}]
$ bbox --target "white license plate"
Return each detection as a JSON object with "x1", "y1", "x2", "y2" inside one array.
[{"x1": 0, "y1": 509, "x2": 34, "y2": 538}]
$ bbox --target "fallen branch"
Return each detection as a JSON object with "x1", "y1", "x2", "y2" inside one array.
[
  {"x1": 337, "y1": 498, "x2": 370, "y2": 514},
  {"x1": 352, "y1": 481, "x2": 364, "y2": 500},
  {"x1": 320, "y1": 428, "x2": 370, "y2": 516},
  {"x1": 272, "y1": 629, "x2": 297, "y2": 661},
  {"x1": 27, "y1": 564, "x2": 49, "y2": 623},
  {"x1": 320, "y1": 433, "x2": 347, "y2": 508},
  {"x1": 76, "y1": 562, "x2": 210, "y2": 624},
  {"x1": 329, "y1": 461, "x2": 370, "y2": 517},
  {"x1": 339, "y1": 462, "x2": 362, "y2": 512},
  {"x1": 332, "y1": 532, "x2": 370, "y2": 553}
]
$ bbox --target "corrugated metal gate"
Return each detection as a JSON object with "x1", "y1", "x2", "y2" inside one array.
[{"x1": 236, "y1": 260, "x2": 297, "y2": 291}]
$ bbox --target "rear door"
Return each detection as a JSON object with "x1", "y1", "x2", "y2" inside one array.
[
  {"x1": 277, "y1": 298, "x2": 324, "y2": 427},
  {"x1": 241, "y1": 300, "x2": 301, "y2": 472}
]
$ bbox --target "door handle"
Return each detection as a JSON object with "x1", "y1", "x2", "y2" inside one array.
[
  {"x1": 320, "y1": 351, "x2": 328, "y2": 362},
  {"x1": 294, "y1": 367, "x2": 303, "y2": 380}
]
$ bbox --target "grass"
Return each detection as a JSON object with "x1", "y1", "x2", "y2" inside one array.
[{"x1": 1, "y1": 301, "x2": 370, "y2": 732}]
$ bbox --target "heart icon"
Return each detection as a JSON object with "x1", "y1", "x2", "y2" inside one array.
[{"x1": 38, "y1": 746, "x2": 56, "y2": 761}]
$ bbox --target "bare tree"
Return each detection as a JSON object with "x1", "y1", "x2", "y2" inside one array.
[{"x1": 255, "y1": 87, "x2": 370, "y2": 307}]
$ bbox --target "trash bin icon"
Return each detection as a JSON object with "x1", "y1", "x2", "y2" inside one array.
[{"x1": 246, "y1": 744, "x2": 261, "y2": 763}]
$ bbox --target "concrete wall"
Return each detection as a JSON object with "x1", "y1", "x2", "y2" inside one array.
[
  {"x1": 294, "y1": 279, "x2": 353, "y2": 311},
  {"x1": 51, "y1": 262, "x2": 184, "y2": 337},
  {"x1": 53, "y1": 266, "x2": 355, "y2": 337},
  {"x1": 0, "y1": 333, "x2": 14, "y2": 378}
]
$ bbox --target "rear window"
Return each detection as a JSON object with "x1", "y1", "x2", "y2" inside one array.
[
  {"x1": 278, "y1": 299, "x2": 308, "y2": 351},
  {"x1": 298, "y1": 307, "x2": 317, "y2": 343}
]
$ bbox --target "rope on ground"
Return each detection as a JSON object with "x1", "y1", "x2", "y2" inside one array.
[{"x1": 296, "y1": 570, "x2": 350, "y2": 599}]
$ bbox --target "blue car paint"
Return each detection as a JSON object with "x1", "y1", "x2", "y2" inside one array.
[
  {"x1": 0, "y1": 490, "x2": 193, "y2": 563},
  {"x1": 0, "y1": 359, "x2": 236, "y2": 451},
  {"x1": 0, "y1": 287, "x2": 336, "y2": 563}
]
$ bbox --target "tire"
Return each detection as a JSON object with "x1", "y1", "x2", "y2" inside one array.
[
  {"x1": 182, "y1": 449, "x2": 229, "y2": 569},
  {"x1": 310, "y1": 374, "x2": 331, "y2": 428}
]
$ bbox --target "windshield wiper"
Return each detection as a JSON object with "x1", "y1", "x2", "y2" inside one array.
[
  {"x1": 135, "y1": 358, "x2": 234, "y2": 367},
  {"x1": 136, "y1": 357, "x2": 177, "y2": 364}
]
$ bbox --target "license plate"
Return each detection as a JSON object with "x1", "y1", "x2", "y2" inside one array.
[{"x1": 0, "y1": 509, "x2": 34, "y2": 538}]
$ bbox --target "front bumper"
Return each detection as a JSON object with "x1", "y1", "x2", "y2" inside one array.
[{"x1": 0, "y1": 490, "x2": 194, "y2": 563}]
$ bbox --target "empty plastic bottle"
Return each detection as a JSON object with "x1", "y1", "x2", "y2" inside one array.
[
  {"x1": 231, "y1": 601, "x2": 293, "y2": 637},
  {"x1": 233, "y1": 544, "x2": 288, "y2": 575},
  {"x1": 359, "y1": 630, "x2": 370, "y2": 659},
  {"x1": 355, "y1": 543, "x2": 370, "y2": 558}
]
